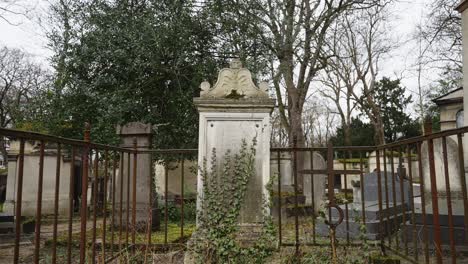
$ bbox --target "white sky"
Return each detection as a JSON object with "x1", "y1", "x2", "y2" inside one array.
[{"x1": 0, "y1": 0, "x2": 441, "y2": 106}]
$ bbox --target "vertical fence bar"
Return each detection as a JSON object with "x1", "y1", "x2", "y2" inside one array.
[
  {"x1": 406, "y1": 145, "x2": 418, "y2": 261},
  {"x1": 126, "y1": 152, "x2": 131, "y2": 247},
  {"x1": 52, "y1": 143, "x2": 62, "y2": 264},
  {"x1": 292, "y1": 139, "x2": 299, "y2": 255},
  {"x1": 389, "y1": 148, "x2": 399, "y2": 249},
  {"x1": 145, "y1": 152, "x2": 152, "y2": 264},
  {"x1": 277, "y1": 150, "x2": 282, "y2": 246},
  {"x1": 132, "y1": 140, "x2": 137, "y2": 248},
  {"x1": 80, "y1": 123, "x2": 91, "y2": 264},
  {"x1": 309, "y1": 150, "x2": 316, "y2": 244},
  {"x1": 33, "y1": 141, "x2": 45, "y2": 264},
  {"x1": 91, "y1": 151, "x2": 99, "y2": 263},
  {"x1": 425, "y1": 123, "x2": 442, "y2": 264},
  {"x1": 164, "y1": 164, "x2": 168, "y2": 245},
  {"x1": 359, "y1": 152, "x2": 366, "y2": 225},
  {"x1": 383, "y1": 149, "x2": 391, "y2": 246},
  {"x1": 376, "y1": 149, "x2": 385, "y2": 253},
  {"x1": 111, "y1": 152, "x2": 117, "y2": 258},
  {"x1": 180, "y1": 159, "x2": 185, "y2": 239},
  {"x1": 119, "y1": 151, "x2": 124, "y2": 254},
  {"x1": 456, "y1": 133, "x2": 468, "y2": 244},
  {"x1": 398, "y1": 147, "x2": 408, "y2": 256},
  {"x1": 343, "y1": 151, "x2": 350, "y2": 245},
  {"x1": 67, "y1": 147, "x2": 75, "y2": 264},
  {"x1": 102, "y1": 150, "x2": 109, "y2": 262},
  {"x1": 13, "y1": 139, "x2": 25, "y2": 264},
  {"x1": 442, "y1": 136, "x2": 456, "y2": 263},
  {"x1": 327, "y1": 143, "x2": 337, "y2": 261},
  {"x1": 417, "y1": 143, "x2": 430, "y2": 264},
  {"x1": 147, "y1": 151, "x2": 153, "y2": 253}
]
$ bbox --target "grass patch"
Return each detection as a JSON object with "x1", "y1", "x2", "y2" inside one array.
[{"x1": 45, "y1": 222, "x2": 195, "y2": 247}]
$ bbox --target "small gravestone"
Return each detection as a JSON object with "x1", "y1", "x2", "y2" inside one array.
[{"x1": 270, "y1": 151, "x2": 326, "y2": 219}]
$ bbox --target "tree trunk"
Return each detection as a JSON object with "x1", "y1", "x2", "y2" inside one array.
[
  {"x1": 287, "y1": 90, "x2": 305, "y2": 193},
  {"x1": 343, "y1": 123, "x2": 352, "y2": 146},
  {"x1": 372, "y1": 115, "x2": 385, "y2": 145}
]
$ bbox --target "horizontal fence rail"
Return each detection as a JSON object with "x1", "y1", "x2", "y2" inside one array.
[{"x1": 0, "y1": 125, "x2": 467, "y2": 263}]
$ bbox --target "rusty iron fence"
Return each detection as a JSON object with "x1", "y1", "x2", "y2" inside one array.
[
  {"x1": 0, "y1": 126, "x2": 197, "y2": 264},
  {"x1": 272, "y1": 125, "x2": 468, "y2": 263},
  {"x1": 1, "y1": 124, "x2": 467, "y2": 263}
]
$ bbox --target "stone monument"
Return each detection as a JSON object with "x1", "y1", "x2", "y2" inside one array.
[
  {"x1": 116, "y1": 122, "x2": 152, "y2": 229},
  {"x1": 193, "y1": 59, "x2": 275, "y2": 224}
]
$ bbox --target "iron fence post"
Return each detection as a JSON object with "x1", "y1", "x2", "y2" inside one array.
[{"x1": 80, "y1": 123, "x2": 91, "y2": 264}]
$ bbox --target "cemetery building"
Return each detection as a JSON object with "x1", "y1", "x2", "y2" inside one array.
[{"x1": 433, "y1": 87, "x2": 464, "y2": 131}]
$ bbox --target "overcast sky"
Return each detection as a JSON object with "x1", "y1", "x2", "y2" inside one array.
[{"x1": 0, "y1": 0, "x2": 439, "y2": 104}]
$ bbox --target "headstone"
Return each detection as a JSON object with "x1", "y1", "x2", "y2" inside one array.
[
  {"x1": 193, "y1": 59, "x2": 275, "y2": 224},
  {"x1": 352, "y1": 169, "x2": 411, "y2": 207},
  {"x1": 116, "y1": 122, "x2": 153, "y2": 230},
  {"x1": 270, "y1": 151, "x2": 326, "y2": 218}
]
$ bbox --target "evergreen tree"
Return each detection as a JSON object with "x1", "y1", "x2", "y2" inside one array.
[
  {"x1": 46, "y1": 0, "x2": 223, "y2": 148},
  {"x1": 371, "y1": 77, "x2": 420, "y2": 142}
]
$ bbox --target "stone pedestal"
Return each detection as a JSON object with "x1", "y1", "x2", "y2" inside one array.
[
  {"x1": 115, "y1": 122, "x2": 152, "y2": 230},
  {"x1": 194, "y1": 59, "x2": 275, "y2": 224}
]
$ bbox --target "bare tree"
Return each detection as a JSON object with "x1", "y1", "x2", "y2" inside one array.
[
  {"x1": 0, "y1": 0, "x2": 35, "y2": 25},
  {"x1": 203, "y1": 0, "x2": 385, "y2": 147},
  {"x1": 320, "y1": 18, "x2": 361, "y2": 146},
  {"x1": 0, "y1": 46, "x2": 49, "y2": 164},
  {"x1": 327, "y1": 6, "x2": 393, "y2": 145},
  {"x1": 420, "y1": 0, "x2": 461, "y2": 71},
  {"x1": 302, "y1": 100, "x2": 337, "y2": 147}
]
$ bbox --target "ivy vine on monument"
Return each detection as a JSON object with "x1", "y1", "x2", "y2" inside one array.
[{"x1": 189, "y1": 138, "x2": 276, "y2": 264}]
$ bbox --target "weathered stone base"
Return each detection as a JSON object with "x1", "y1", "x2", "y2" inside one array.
[
  {"x1": 112, "y1": 203, "x2": 151, "y2": 231},
  {"x1": 4, "y1": 199, "x2": 70, "y2": 216}
]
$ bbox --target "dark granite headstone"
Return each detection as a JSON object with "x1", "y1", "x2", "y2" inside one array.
[{"x1": 353, "y1": 169, "x2": 411, "y2": 206}]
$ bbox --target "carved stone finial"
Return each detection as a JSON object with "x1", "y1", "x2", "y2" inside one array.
[
  {"x1": 199, "y1": 60, "x2": 269, "y2": 99},
  {"x1": 200, "y1": 81, "x2": 211, "y2": 96},
  {"x1": 229, "y1": 58, "x2": 243, "y2": 69}
]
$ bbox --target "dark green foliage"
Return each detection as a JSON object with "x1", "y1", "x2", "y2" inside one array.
[
  {"x1": 161, "y1": 200, "x2": 197, "y2": 223},
  {"x1": 359, "y1": 77, "x2": 421, "y2": 143},
  {"x1": 330, "y1": 118, "x2": 375, "y2": 147},
  {"x1": 373, "y1": 78, "x2": 420, "y2": 142},
  {"x1": 46, "y1": 0, "x2": 224, "y2": 147}
]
